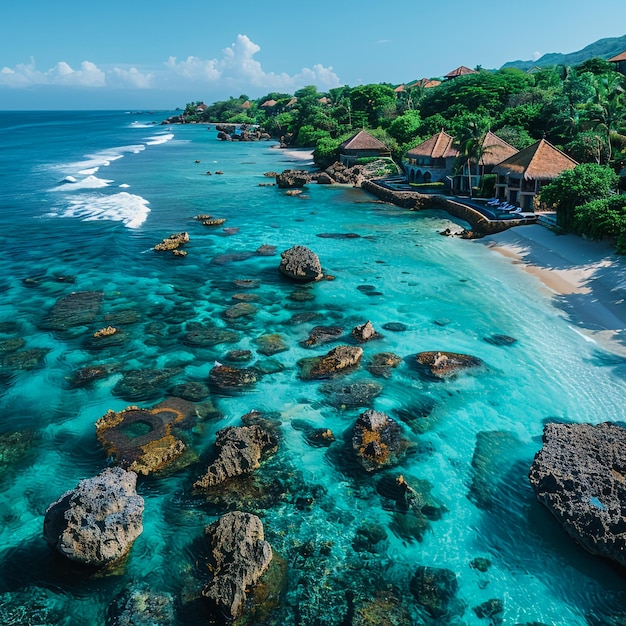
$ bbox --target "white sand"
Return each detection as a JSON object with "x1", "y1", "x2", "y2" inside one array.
[{"x1": 482, "y1": 224, "x2": 626, "y2": 355}]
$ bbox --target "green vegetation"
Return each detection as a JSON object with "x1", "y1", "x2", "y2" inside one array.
[{"x1": 181, "y1": 58, "x2": 626, "y2": 251}]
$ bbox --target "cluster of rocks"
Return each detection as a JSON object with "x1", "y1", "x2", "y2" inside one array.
[
  {"x1": 215, "y1": 123, "x2": 271, "y2": 142},
  {"x1": 153, "y1": 232, "x2": 189, "y2": 256},
  {"x1": 273, "y1": 159, "x2": 400, "y2": 191}
]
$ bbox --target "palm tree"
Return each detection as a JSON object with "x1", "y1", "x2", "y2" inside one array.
[
  {"x1": 454, "y1": 119, "x2": 491, "y2": 198},
  {"x1": 584, "y1": 73, "x2": 626, "y2": 162}
]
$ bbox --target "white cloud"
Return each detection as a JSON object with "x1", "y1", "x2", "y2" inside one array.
[
  {"x1": 110, "y1": 66, "x2": 154, "y2": 89},
  {"x1": 0, "y1": 34, "x2": 340, "y2": 94}
]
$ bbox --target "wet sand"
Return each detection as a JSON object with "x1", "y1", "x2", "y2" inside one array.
[{"x1": 482, "y1": 224, "x2": 626, "y2": 355}]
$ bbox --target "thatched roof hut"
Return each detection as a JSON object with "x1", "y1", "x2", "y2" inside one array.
[
  {"x1": 405, "y1": 130, "x2": 458, "y2": 160},
  {"x1": 339, "y1": 130, "x2": 390, "y2": 166},
  {"x1": 477, "y1": 131, "x2": 518, "y2": 166},
  {"x1": 492, "y1": 139, "x2": 578, "y2": 180}
]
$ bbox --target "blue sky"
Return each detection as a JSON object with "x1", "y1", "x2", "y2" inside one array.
[{"x1": 1, "y1": 0, "x2": 625, "y2": 110}]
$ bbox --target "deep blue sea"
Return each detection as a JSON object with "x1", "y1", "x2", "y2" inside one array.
[{"x1": 1, "y1": 110, "x2": 626, "y2": 625}]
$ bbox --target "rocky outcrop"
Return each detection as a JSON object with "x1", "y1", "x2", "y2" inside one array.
[
  {"x1": 529, "y1": 421, "x2": 626, "y2": 567},
  {"x1": 352, "y1": 409, "x2": 410, "y2": 472},
  {"x1": 202, "y1": 511, "x2": 273, "y2": 620},
  {"x1": 95, "y1": 397, "x2": 198, "y2": 476},
  {"x1": 415, "y1": 351, "x2": 484, "y2": 379},
  {"x1": 43, "y1": 467, "x2": 143, "y2": 567},
  {"x1": 351, "y1": 320, "x2": 382, "y2": 343},
  {"x1": 321, "y1": 379, "x2": 383, "y2": 408},
  {"x1": 194, "y1": 425, "x2": 278, "y2": 490},
  {"x1": 275, "y1": 169, "x2": 311, "y2": 188},
  {"x1": 278, "y1": 245, "x2": 323, "y2": 282},
  {"x1": 298, "y1": 345, "x2": 363, "y2": 380}
]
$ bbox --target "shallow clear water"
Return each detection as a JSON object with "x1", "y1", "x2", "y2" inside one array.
[{"x1": 1, "y1": 111, "x2": 626, "y2": 625}]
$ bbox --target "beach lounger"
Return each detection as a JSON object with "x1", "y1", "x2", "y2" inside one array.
[{"x1": 486, "y1": 198, "x2": 500, "y2": 206}]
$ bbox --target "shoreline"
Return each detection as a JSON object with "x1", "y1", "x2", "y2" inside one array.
[{"x1": 481, "y1": 225, "x2": 626, "y2": 356}]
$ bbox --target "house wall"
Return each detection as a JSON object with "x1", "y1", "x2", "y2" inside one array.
[
  {"x1": 340, "y1": 149, "x2": 387, "y2": 167},
  {"x1": 403, "y1": 157, "x2": 455, "y2": 185}
]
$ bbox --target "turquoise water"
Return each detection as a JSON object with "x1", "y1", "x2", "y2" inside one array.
[{"x1": 1, "y1": 111, "x2": 626, "y2": 625}]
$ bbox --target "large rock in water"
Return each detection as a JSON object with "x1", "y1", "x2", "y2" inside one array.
[
  {"x1": 202, "y1": 511, "x2": 273, "y2": 620},
  {"x1": 352, "y1": 409, "x2": 410, "y2": 472},
  {"x1": 278, "y1": 245, "x2": 323, "y2": 282},
  {"x1": 275, "y1": 169, "x2": 311, "y2": 188},
  {"x1": 43, "y1": 467, "x2": 143, "y2": 566},
  {"x1": 194, "y1": 425, "x2": 278, "y2": 490},
  {"x1": 415, "y1": 351, "x2": 483, "y2": 379},
  {"x1": 298, "y1": 345, "x2": 363, "y2": 380},
  {"x1": 529, "y1": 421, "x2": 626, "y2": 567}
]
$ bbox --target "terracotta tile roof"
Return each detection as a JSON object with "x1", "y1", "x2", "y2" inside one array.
[
  {"x1": 241, "y1": 100, "x2": 251, "y2": 109},
  {"x1": 445, "y1": 66, "x2": 478, "y2": 78},
  {"x1": 492, "y1": 139, "x2": 578, "y2": 180},
  {"x1": 394, "y1": 84, "x2": 406, "y2": 93},
  {"x1": 260, "y1": 99, "x2": 277, "y2": 107},
  {"x1": 318, "y1": 96, "x2": 330, "y2": 104},
  {"x1": 340, "y1": 130, "x2": 388, "y2": 152},
  {"x1": 286, "y1": 97, "x2": 298, "y2": 107},
  {"x1": 404, "y1": 131, "x2": 458, "y2": 159},
  {"x1": 478, "y1": 131, "x2": 518, "y2": 166},
  {"x1": 608, "y1": 50, "x2": 626, "y2": 63}
]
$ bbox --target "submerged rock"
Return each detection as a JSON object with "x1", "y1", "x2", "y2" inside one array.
[
  {"x1": 113, "y1": 367, "x2": 183, "y2": 401},
  {"x1": 483, "y1": 333, "x2": 517, "y2": 346},
  {"x1": 298, "y1": 345, "x2": 363, "y2": 380},
  {"x1": 96, "y1": 397, "x2": 199, "y2": 475},
  {"x1": 321, "y1": 379, "x2": 383, "y2": 408},
  {"x1": 352, "y1": 409, "x2": 410, "y2": 472},
  {"x1": 202, "y1": 511, "x2": 273, "y2": 620},
  {"x1": 107, "y1": 583, "x2": 175, "y2": 626},
  {"x1": 221, "y1": 302, "x2": 258, "y2": 320},
  {"x1": 410, "y1": 566, "x2": 458, "y2": 619},
  {"x1": 183, "y1": 323, "x2": 239, "y2": 347},
  {"x1": 209, "y1": 363, "x2": 259, "y2": 391},
  {"x1": 194, "y1": 425, "x2": 278, "y2": 490},
  {"x1": 300, "y1": 325, "x2": 343, "y2": 348},
  {"x1": 41, "y1": 291, "x2": 103, "y2": 330},
  {"x1": 529, "y1": 421, "x2": 626, "y2": 567},
  {"x1": 66, "y1": 363, "x2": 117, "y2": 388},
  {"x1": 254, "y1": 333, "x2": 289, "y2": 356},
  {"x1": 43, "y1": 467, "x2": 144, "y2": 567},
  {"x1": 469, "y1": 430, "x2": 521, "y2": 510},
  {"x1": 367, "y1": 351, "x2": 402, "y2": 378},
  {"x1": 415, "y1": 350, "x2": 484, "y2": 379},
  {"x1": 379, "y1": 474, "x2": 445, "y2": 542},
  {"x1": 278, "y1": 245, "x2": 323, "y2": 282},
  {"x1": 1, "y1": 347, "x2": 49, "y2": 370}
]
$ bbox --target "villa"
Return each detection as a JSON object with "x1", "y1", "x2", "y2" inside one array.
[
  {"x1": 492, "y1": 139, "x2": 578, "y2": 210},
  {"x1": 339, "y1": 130, "x2": 390, "y2": 167},
  {"x1": 444, "y1": 66, "x2": 478, "y2": 79},
  {"x1": 403, "y1": 130, "x2": 458, "y2": 183},
  {"x1": 608, "y1": 50, "x2": 626, "y2": 74},
  {"x1": 452, "y1": 131, "x2": 518, "y2": 193}
]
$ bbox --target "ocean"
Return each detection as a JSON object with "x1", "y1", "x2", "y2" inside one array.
[{"x1": 1, "y1": 110, "x2": 625, "y2": 625}]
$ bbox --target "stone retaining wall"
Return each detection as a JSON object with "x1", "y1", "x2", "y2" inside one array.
[{"x1": 361, "y1": 180, "x2": 536, "y2": 235}]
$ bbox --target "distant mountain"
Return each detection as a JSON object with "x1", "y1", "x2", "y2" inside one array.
[{"x1": 501, "y1": 34, "x2": 626, "y2": 71}]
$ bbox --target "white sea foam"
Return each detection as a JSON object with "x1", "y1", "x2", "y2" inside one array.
[
  {"x1": 62, "y1": 192, "x2": 150, "y2": 228},
  {"x1": 62, "y1": 176, "x2": 77, "y2": 183},
  {"x1": 50, "y1": 175, "x2": 113, "y2": 191},
  {"x1": 145, "y1": 133, "x2": 174, "y2": 146},
  {"x1": 62, "y1": 144, "x2": 146, "y2": 174},
  {"x1": 77, "y1": 167, "x2": 99, "y2": 175},
  {"x1": 119, "y1": 183, "x2": 130, "y2": 188},
  {"x1": 130, "y1": 121, "x2": 156, "y2": 128}
]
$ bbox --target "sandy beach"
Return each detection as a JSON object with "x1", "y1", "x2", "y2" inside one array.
[{"x1": 483, "y1": 224, "x2": 626, "y2": 355}]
